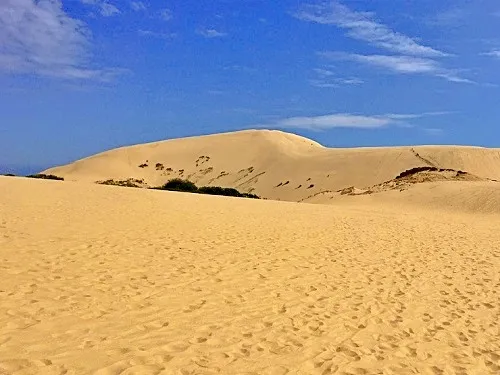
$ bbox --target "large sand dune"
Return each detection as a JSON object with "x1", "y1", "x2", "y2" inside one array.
[
  {"x1": 43, "y1": 130, "x2": 500, "y2": 203},
  {"x1": 1, "y1": 176, "x2": 499, "y2": 374}
]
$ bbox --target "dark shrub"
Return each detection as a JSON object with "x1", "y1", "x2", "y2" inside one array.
[
  {"x1": 27, "y1": 174, "x2": 64, "y2": 181},
  {"x1": 241, "y1": 193, "x2": 260, "y2": 199},
  {"x1": 153, "y1": 178, "x2": 260, "y2": 199},
  {"x1": 198, "y1": 186, "x2": 241, "y2": 197},
  {"x1": 156, "y1": 178, "x2": 198, "y2": 193},
  {"x1": 2, "y1": 173, "x2": 16, "y2": 177}
]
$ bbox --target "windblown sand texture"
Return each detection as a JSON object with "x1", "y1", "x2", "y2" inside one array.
[
  {"x1": 43, "y1": 130, "x2": 500, "y2": 204},
  {"x1": 1, "y1": 175, "x2": 499, "y2": 375},
  {"x1": 2, "y1": 130, "x2": 500, "y2": 374}
]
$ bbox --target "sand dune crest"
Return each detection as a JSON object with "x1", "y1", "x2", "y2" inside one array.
[{"x1": 43, "y1": 130, "x2": 500, "y2": 205}]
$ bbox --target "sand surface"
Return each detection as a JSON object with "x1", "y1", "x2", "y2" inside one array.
[
  {"x1": 1, "y1": 176, "x2": 499, "y2": 375},
  {"x1": 43, "y1": 130, "x2": 500, "y2": 203}
]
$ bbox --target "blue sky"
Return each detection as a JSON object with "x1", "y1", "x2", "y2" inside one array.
[{"x1": 1, "y1": 0, "x2": 500, "y2": 174}]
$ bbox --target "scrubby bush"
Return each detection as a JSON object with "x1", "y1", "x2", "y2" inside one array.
[
  {"x1": 156, "y1": 178, "x2": 198, "y2": 193},
  {"x1": 198, "y1": 186, "x2": 241, "y2": 197},
  {"x1": 241, "y1": 193, "x2": 260, "y2": 199},
  {"x1": 153, "y1": 178, "x2": 260, "y2": 199},
  {"x1": 97, "y1": 178, "x2": 144, "y2": 188},
  {"x1": 26, "y1": 174, "x2": 64, "y2": 181}
]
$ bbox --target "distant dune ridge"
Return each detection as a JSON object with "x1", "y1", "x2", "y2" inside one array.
[{"x1": 43, "y1": 129, "x2": 500, "y2": 212}]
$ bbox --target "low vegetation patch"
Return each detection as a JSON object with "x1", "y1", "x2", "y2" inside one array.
[
  {"x1": 155, "y1": 178, "x2": 198, "y2": 193},
  {"x1": 395, "y1": 166, "x2": 468, "y2": 179},
  {"x1": 26, "y1": 174, "x2": 64, "y2": 181},
  {"x1": 153, "y1": 178, "x2": 260, "y2": 199},
  {"x1": 97, "y1": 178, "x2": 145, "y2": 188}
]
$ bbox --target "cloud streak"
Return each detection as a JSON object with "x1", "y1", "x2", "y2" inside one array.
[
  {"x1": 138, "y1": 30, "x2": 176, "y2": 40},
  {"x1": 197, "y1": 28, "x2": 227, "y2": 38},
  {"x1": 130, "y1": 1, "x2": 147, "y2": 11},
  {"x1": 253, "y1": 112, "x2": 451, "y2": 131},
  {"x1": 295, "y1": 1, "x2": 446, "y2": 57},
  {"x1": 294, "y1": 2, "x2": 477, "y2": 84},
  {"x1": 321, "y1": 52, "x2": 474, "y2": 83},
  {"x1": 81, "y1": 0, "x2": 120, "y2": 17},
  {"x1": 310, "y1": 68, "x2": 364, "y2": 87},
  {"x1": 160, "y1": 8, "x2": 173, "y2": 21},
  {"x1": 0, "y1": 0, "x2": 121, "y2": 80},
  {"x1": 482, "y1": 50, "x2": 500, "y2": 59}
]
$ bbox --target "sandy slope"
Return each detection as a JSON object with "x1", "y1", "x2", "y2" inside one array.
[
  {"x1": 1, "y1": 176, "x2": 499, "y2": 375},
  {"x1": 43, "y1": 130, "x2": 500, "y2": 202},
  {"x1": 305, "y1": 181, "x2": 500, "y2": 215}
]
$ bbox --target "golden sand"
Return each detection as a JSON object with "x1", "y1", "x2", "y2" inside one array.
[
  {"x1": 43, "y1": 130, "x2": 500, "y2": 203},
  {"x1": 1, "y1": 176, "x2": 499, "y2": 374}
]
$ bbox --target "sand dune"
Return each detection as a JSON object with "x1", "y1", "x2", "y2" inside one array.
[
  {"x1": 3, "y1": 130, "x2": 500, "y2": 373},
  {"x1": 1, "y1": 176, "x2": 499, "y2": 374},
  {"x1": 43, "y1": 130, "x2": 500, "y2": 203},
  {"x1": 303, "y1": 168, "x2": 500, "y2": 214}
]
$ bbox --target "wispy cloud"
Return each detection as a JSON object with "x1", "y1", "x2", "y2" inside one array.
[
  {"x1": 252, "y1": 112, "x2": 451, "y2": 131},
  {"x1": 295, "y1": 1, "x2": 446, "y2": 57},
  {"x1": 321, "y1": 52, "x2": 474, "y2": 83},
  {"x1": 293, "y1": 2, "x2": 477, "y2": 85},
  {"x1": 138, "y1": 30, "x2": 176, "y2": 40},
  {"x1": 130, "y1": 1, "x2": 147, "y2": 11},
  {"x1": 197, "y1": 28, "x2": 227, "y2": 38},
  {"x1": 81, "y1": 0, "x2": 120, "y2": 17},
  {"x1": 0, "y1": 0, "x2": 122, "y2": 80},
  {"x1": 310, "y1": 68, "x2": 364, "y2": 87},
  {"x1": 482, "y1": 50, "x2": 500, "y2": 59},
  {"x1": 336, "y1": 54, "x2": 439, "y2": 73},
  {"x1": 160, "y1": 8, "x2": 173, "y2": 21}
]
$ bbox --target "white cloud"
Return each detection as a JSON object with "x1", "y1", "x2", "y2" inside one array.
[
  {"x1": 295, "y1": 1, "x2": 446, "y2": 57},
  {"x1": 347, "y1": 54, "x2": 439, "y2": 73},
  {"x1": 253, "y1": 112, "x2": 451, "y2": 131},
  {"x1": 311, "y1": 68, "x2": 364, "y2": 87},
  {"x1": 197, "y1": 28, "x2": 227, "y2": 38},
  {"x1": 130, "y1": 1, "x2": 147, "y2": 11},
  {"x1": 309, "y1": 79, "x2": 364, "y2": 88},
  {"x1": 81, "y1": 0, "x2": 120, "y2": 17},
  {"x1": 99, "y1": 3, "x2": 120, "y2": 16},
  {"x1": 138, "y1": 30, "x2": 176, "y2": 39},
  {"x1": 321, "y1": 52, "x2": 474, "y2": 83},
  {"x1": 314, "y1": 68, "x2": 336, "y2": 77},
  {"x1": 482, "y1": 50, "x2": 500, "y2": 58},
  {"x1": 435, "y1": 73, "x2": 474, "y2": 84},
  {"x1": 275, "y1": 114, "x2": 391, "y2": 129},
  {"x1": 0, "y1": 0, "x2": 121, "y2": 80},
  {"x1": 160, "y1": 8, "x2": 173, "y2": 21},
  {"x1": 385, "y1": 111, "x2": 455, "y2": 119}
]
